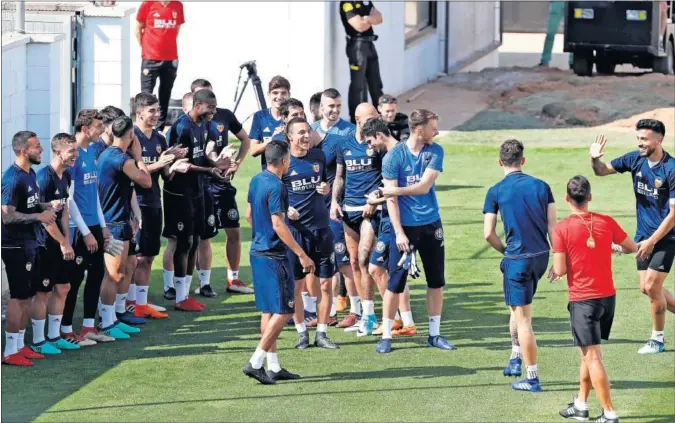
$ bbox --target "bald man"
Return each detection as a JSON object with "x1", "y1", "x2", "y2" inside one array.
[{"x1": 330, "y1": 103, "x2": 384, "y2": 336}]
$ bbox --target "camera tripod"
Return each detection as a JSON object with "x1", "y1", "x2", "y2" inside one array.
[{"x1": 232, "y1": 60, "x2": 267, "y2": 115}]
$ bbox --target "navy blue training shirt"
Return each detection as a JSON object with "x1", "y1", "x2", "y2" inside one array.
[
  {"x1": 318, "y1": 134, "x2": 347, "y2": 209},
  {"x1": 134, "y1": 127, "x2": 167, "y2": 209},
  {"x1": 483, "y1": 171, "x2": 554, "y2": 258},
  {"x1": 165, "y1": 113, "x2": 208, "y2": 198},
  {"x1": 336, "y1": 135, "x2": 384, "y2": 210},
  {"x1": 37, "y1": 165, "x2": 71, "y2": 224},
  {"x1": 282, "y1": 148, "x2": 329, "y2": 231},
  {"x1": 249, "y1": 108, "x2": 283, "y2": 169},
  {"x1": 611, "y1": 150, "x2": 675, "y2": 241},
  {"x1": 207, "y1": 108, "x2": 243, "y2": 192},
  {"x1": 1, "y1": 165, "x2": 43, "y2": 248},
  {"x1": 248, "y1": 170, "x2": 289, "y2": 257},
  {"x1": 97, "y1": 146, "x2": 134, "y2": 224}
]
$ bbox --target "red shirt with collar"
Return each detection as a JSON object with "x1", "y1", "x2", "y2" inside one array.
[{"x1": 137, "y1": 1, "x2": 184, "y2": 61}]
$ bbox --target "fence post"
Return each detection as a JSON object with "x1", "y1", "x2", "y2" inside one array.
[{"x1": 14, "y1": 0, "x2": 25, "y2": 33}]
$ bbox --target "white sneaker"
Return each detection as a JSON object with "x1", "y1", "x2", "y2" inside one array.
[
  {"x1": 344, "y1": 319, "x2": 362, "y2": 333},
  {"x1": 149, "y1": 303, "x2": 166, "y2": 312},
  {"x1": 638, "y1": 339, "x2": 665, "y2": 354}
]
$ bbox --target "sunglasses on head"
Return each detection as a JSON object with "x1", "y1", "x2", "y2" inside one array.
[{"x1": 380, "y1": 97, "x2": 397, "y2": 104}]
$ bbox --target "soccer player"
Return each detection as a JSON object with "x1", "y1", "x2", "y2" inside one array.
[
  {"x1": 191, "y1": 79, "x2": 253, "y2": 296},
  {"x1": 130, "y1": 92, "x2": 183, "y2": 319},
  {"x1": 30, "y1": 134, "x2": 81, "y2": 355},
  {"x1": 282, "y1": 117, "x2": 339, "y2": 349},
  {"x1": 309, "y1": 91, "x2": 322, "y2": 123},
  {"x1": 483, "y1": 139, "x2": 556, "y2": 391},
  {"x1": 98, "y1": 106, "x2": 126, "y2": 150},
  {"x1": 164, "y1": 89, "x2": 226, "y2": 311},
  {"x1": 311, "y1": 89, "x2": 356, "y2": 137},
  {"x1": 244, "y1": 140, "x2": 313, "y2": 384},
  {"x1": 590, "y1": 120, "x2": 675, "y2": 354},
  {"x1": 553, "y1": 176, "x2": 637, "y2": 423},
  {"x1": 2, "y1": 131, "x2": 56, "y2": 366},
  {"x1": 62, "y1": 109, "x2": 114, "y2": 345},
  {"x1": 330, "y1": 102, "x2": 382, "y2": 336},
  {"x1": 249, "y1": 76, "x2": 290, "y2": 169},
  {"x1": 97, "y1": 116, "x2": 152, "y2": 338},
  {"x1": 374, "y1": 109, "x2": 454, "y2": 354},
  {"x1": 361, "y1": 118, "x2": 416, "y2": 337}
]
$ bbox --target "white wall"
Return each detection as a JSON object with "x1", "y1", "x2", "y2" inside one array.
[{"x1": 2, "y1": 34, "x2": 29, "y2": 173}]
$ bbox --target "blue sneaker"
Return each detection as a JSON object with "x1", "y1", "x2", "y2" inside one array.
[
  {"x1": 115, "y1": 321, "x2": 141, "y2": 334},
  {"x1": 638, "y1": 339, "x2": 665, "y2": 354},
  {"x1": 512, "y1": 378, "x2": 542, "y2": 392},
  {"x1": 376, "y1": 339, "x2": 392, "y2": 354},
  {"x1": 503, "y1": 357, "x2": 522, "y2": 377},
  {"x1": 116, "y1": 312, "x2": 146, "y2": 326},
  {"x1": 427, "y1": 335, "x2": 456, "y2": 350},
  {"x1": 357, "y1": 314, "x2": 377, "y2": 337}
]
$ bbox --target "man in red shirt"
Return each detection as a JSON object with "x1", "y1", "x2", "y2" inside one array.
[
  {"x1": 136, "y1": 1, "x2": 185, "y2": 130},
  {"x1": 552, "y1": 175, "x2": 637, "y2": 423}
]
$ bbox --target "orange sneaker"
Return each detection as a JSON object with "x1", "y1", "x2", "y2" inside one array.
[
  {"x1": 391, "y1": 319, "x2": 403, "y2": 331},
  {"x1": 336, "y1": 296, "x2": 348, "y2": 313},
  {"x1": 19, "y1": 346, "x2": 45, "y2": 360},
  {"x1": 2, "y1": 352, "x2": 33, "y2": 366},
  {"x1": 134, "y1": 304, "x2": 168, "y2": 319},
  {"x1": 175, "y1": 298, "x2": 202, "y2": 312},
  {"x1": 392, "y1": 325, "x2": 417, "y2": 337},
  {"x1": 372, "y1": 320, "x2": 402, "y2": 336}
]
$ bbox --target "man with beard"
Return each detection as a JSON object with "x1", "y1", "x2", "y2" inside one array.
[
  {"x1": 309, "y1": 92, "x2": 322, "y2": 123},
  {"x1": 249, "y1": 76, "x2": 290, "y2": 170},
  {"x1": 377, "y1": 94, "x2": 409, "y2": 142}
]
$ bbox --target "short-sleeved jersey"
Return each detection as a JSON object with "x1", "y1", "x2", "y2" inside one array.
[
  {"x1": 336, "y1": 135, "x2": 384, "y2": 210},
  {"x1": 97, "y1": 146, "x2": 134, "y2": 224},
  {"x1": 136, "y1": 1, "x2": 184, "y2": 61},
  {"x1": 610, "y1": 150, "x2": 675, "y2": 241},
  {"x1": 318, "y1": 133, "x2": 346, "y2": 207},
  {"x1": 340, "y1": 1, "x2": 376, "y2": 38},
  {"x1": 248, "y1": 170, "x2": 289, "y2": 257},
  {"x1": 67, "y1": 143, "x2": 101, "y2": 227},
  {"x1": 1, "y1": 165, "x2": 42, "y2": 248},
  {"x1": 165, "y1": 113, "x2": 208, "y2": 198},
  {"x1": 382, "y1": 142, "x2": 443, "y2": 226},
  {"x1": 483, "y1": 172, "x2": 555, "y2": 258},
  {"x1": 205, "y1": 116, "x2": 238, "y2": 192},
  {"x1": 92, "y1": 138, "x2": 108, "y2": 159},
  {"x1": 249, "y1": 108, "x2": 283, "y2": 169},
  {"x1": 310, "y1": 118, "x2": 356, "y2": 138},
  {"x1": 37, "y1": 165, "x2": 70, "y2": 224},
  {"x1": 552, "y1": 213, "x2": 627, "y2": 302},
  {"x1": 134, "y1": 127, "x2": 167, "y2": 208},
  {"x1": 282, "y1": 149, "x2": 329, "y2": 231}
]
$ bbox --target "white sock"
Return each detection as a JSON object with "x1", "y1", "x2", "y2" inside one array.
[
  {"x1": 526, "y1": 364, "x2": 539, "y2": 380},
  {"x1": 198, "y1": 269, "x2": 211, "y2": 288},
  {"x1": 362, "y1": 300, "x2": 374, "y2": 316},
  {"x1": 308, "y1": 296, "x2": 317, "y2": 313},
  {"x1": 249, "y1": 347, "x2": 267, "y2": 369},
  {"x1": 651, "y1": 330, "x2": 665, "y2": 343},
  {"x1": 101, "y1": 304, "x2": 115, "y2": 328},
  {"x1": 401, "y1": 311, "x2": 414, "y2": 326},
  {"x1": 604, "y1": 410, "x2": 617, "y2": 419},
  {"x1": 382, "y1": 318, "x2": 394, "y2": 340},
  {"x1": 574, "y1": 397, "x2": 589, "y2": 410},
  {"x1": 302, "y1": 292, "x2": 310, "y2": 311},
  {"x1": 127, "y1": 284, "x2": 137, "y2": 302},
  {"x1": 136, "y1": 285, "x2": 148, "y2": 306},
  {"x1": 266, "y1": 352, "x2": 281, "y2": 372},
  {"x1": 48, "y1": 314, "x2": 62, "y2": 339},
  {"x1": 317, "y1": 323, "x2": 328, "y2": 334},
  {"x1": 429, "y1": 315, "x2": 441, "y2": 337},
  {"x1": 510, "y1": 345, "x2": 522, "y2": 360},
  {"x1": 115, "y1": 293, "x2": 128, "y2": 314},
  {"x1": 349, "y1": 296, "x2": 361, "y2": 315},
  {"x1": 83, "y1": 318, "x2": 95, "y2": 328},
  {"x1": 32, "y1": 319, "x2": 46, "y2": 344},
  {"x1": 163, "y1": 269, "x2": 174, "y2": 291},
  {"x1": 185, "y1": 275, "x2": 193, "y2": 298},
  {"x1": 61, "y1": 325, "x2": 73, "y2": 334},
  {"x1": 227, "y1": 269, "x2": 239, "y2": 281},
  {"x1": 4, "y1": 332, "x2": 18, "y2": 356},
  {"x1": 17, "y1": 330, "x2": 25, "y2": 349},
  {"x1": 175, "y1": 277, "x2": 186, "y2": 302},
  {"x1": 295, "y1": 323, "x2": 307, "y2": 333},
  {"x1": 330, "y1": 297, "x2": 337, "y2": 317}
]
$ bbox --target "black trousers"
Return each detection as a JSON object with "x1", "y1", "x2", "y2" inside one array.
[
  {"x1": 346, "y1": 39, "x2": 383, "y2": 123},
  {"x1": 140, "y1": 59, "x2": 178, "y2": 130}
]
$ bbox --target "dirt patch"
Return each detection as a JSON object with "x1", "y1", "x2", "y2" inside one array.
[{"x1": 445, "y1": 67, "x2": 675, "y2": 131}]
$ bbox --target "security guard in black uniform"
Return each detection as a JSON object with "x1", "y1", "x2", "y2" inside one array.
[{"x1": 339, "y1": 1, "x2": 384, "y2": 124}]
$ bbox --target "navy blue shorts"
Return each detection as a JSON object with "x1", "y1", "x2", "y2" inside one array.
[
  {"x1": 289, "y1": 225, "x2": 335, "y2": 280},
  {"x1": 500, "y1": 255, "x2": 549, "y2": 306},
  {"x1": 213, "y1": 184, "x2": 240, "y2": 229},
  {"x1": 343, "y1": 209, "x2": 381, "y2": 235},
  {"x1": 388, "y1": 220, "x2": 445, "y2": 294},
  {"x1": 2, "y1": 246, "x2": 39, "y2": 299},
  {"x1": 201, "y1": 188, "x2": 219, "y2": 240},
  {"x1": 250, "y1": 254, "x2": 295, "y2": 315},
  {"x1": 162, "y1": 192, "x2": 205, "y2": 240},
  {"x1": 36, "y1": 238, "x2": 69, "y2": 292},
  {"x1": 136, "y1": 206, "x2": 162, "y2": 257},
  {"x1": 370, "y1": 215, "x2": 392, "y2": 268},
  {"x1": 330, "y1": 218, "x2": 350, "y2": 268},
  {"x1": 107, "y1": 221, "x2": 133, "y2": 242}
]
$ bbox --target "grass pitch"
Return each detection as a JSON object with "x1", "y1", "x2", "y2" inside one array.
[{"x1": 2, "y1": 128, "x2": 674, "y2": 423}]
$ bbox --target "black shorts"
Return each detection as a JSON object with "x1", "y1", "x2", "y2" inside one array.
[
  {"x1": 388, "y1": 220, "x2": 445, "y2": 294},
  {"x1": 136, "y1": 206, "x2": 163, "y2": 257},
  {"x1": 1, "y1": 246, "x2": 39, "y2": 299},
  {"x1": 36, "y1": 238, "x2": 70, "y2": 292},
  {"x1": 69, "y1": 225, "x2": 104, "y2": 280},
  {"x1": 568, "y1": 295, "x2": 616, "y2": 347},
  {"x1": 107, "y1": 221, "x2": 133, "y2": 242},
  {"x1": 213, "y1": 184, "x2": 240, "y2": 229},
  {"x1": 162, "y1": 191, "x2": 205, "y2": 239},
  {"x1": 289, "y1": 226, "x2": 335, "y2": 280},
  {"x1": 343, "y1": 209, "x2": 381, "y2": 236},
  {"x1": 636, "y1": 239, "x2": 675, "y2": 273},
  {"x1": 330, "y1": 217, "x2": 350, "y2": 268},
  {"x1": 201, "y1": 188, "x2": 219, "y2": 240}
]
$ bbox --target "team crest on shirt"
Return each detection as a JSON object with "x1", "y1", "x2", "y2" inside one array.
[
  {"x1": 42, "y1": 278, "x2": 50, "y2": 287},
  {"x1": 172, "y1": 10, "x2": 178, "y2": 18},
  {"x1": 25, "y1": 262, "x2": 32, "y2": 272},
  {"x1": 228, "y1": 209, "x2": 239, "y2": 220},
  {"x1": 376, "y1": 241, "x2": 386, "y2": 252},
  {"x1": 217, "y1": 124, "x2": 225, "y2": 133},
  {"x1": 203, "y1": 131, "x2": 208, "y2": 140},
  {"x1": 177, "y1": 222, "x2": 184, "y2": 231},
  {"x1": 156, "y1": 144, "x2": 162, "y2": 154},
  {"x1": 313, "y1": 163, "x2": 320, "y2": 173},
  {"x1": 366, "y1": 148, "x2": 374, "y2": 157},
  {"x1": 207, "y1": 214, "x2": 215, "y2": 227},
  {"x1": 334, "y1": 242, "x2": 346, "y2": 254},
  {"x1": 655, "y1": 178, "x2": 663, "y2": 188},
  {"x1": 434, "y1": 228, "x2": 444, "y2": 240},
  {"x1": 76, "y1": 256, "x2": 83, "y2": 265}
]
